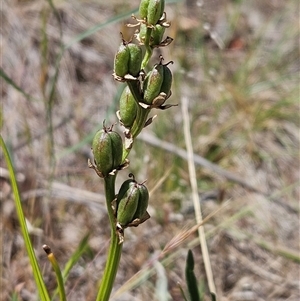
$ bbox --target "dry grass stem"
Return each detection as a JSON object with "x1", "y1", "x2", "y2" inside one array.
[{"x1": 181, "y1": 94, "x2": 216, "y2": 295}]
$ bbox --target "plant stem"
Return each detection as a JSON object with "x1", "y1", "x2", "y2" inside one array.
[
  {"x1": 141, "y1": 27, "x2": 153, "y2": 69},
  {"x1": 121, "y1": 81, "x2": 150, "y2": 162},
  {"x1": 96, "y1": 174, "x2": 123, "y2": 301}
]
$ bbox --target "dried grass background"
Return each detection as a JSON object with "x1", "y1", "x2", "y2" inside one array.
[{"x1": 1, "y1": 0, "x2": 299, "y2": 301}]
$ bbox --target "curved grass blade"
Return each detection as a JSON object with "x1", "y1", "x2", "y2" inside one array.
[{"x1": 0, "y1": 135, "x2": 50, "y2": 301}]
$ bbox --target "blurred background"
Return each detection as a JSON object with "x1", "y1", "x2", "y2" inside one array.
[{"x1": 1, "y1": 0, "x2": 299, "y2": 300}]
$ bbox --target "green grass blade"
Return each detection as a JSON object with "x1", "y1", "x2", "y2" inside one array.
[
  {"x1": 0, "y1": 68, "x2": 37, "y2": 101},
  {"x1": 0, "y1": 135, "x2": 51, "y2": 301},
  {"x1": 185, "y1": 250, "x2": 201, "y2": 301}
]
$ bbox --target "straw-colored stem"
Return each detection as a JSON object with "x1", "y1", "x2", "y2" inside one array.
[{"x1": 181, "y1": 96, "x2": 216, "y2": 296}]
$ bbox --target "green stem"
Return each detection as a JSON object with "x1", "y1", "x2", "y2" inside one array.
[
  {"x1": 96, "y1": 174, "x2": 123, "y2": 301},
  {"x1": 44, "y1": 247, "x2": 66, "y2": 301},
  {"x1": 128, "y1": 80, "x2": 150, "y2": 139},
  {"x1": 141, "y1": 27, "x2": 153, "y2": 69},
  {"x1": 121, "y1": 81, "x2": 150, "y2": 162},
  {"x1": 121, "y1": 105, "x2": 149, "y2": 162},
  {"x1": 131, "y1": 106, "x2": 149, "y2": 138}
]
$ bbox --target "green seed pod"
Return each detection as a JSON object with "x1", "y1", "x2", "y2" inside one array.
[
  {"x1": 138, "y1": 23, "x2": 147, "y2": 43},
  {"x1": 160, "y1": 0, "x2": 165, "y2": 17},
  {"x1": 147, "y1": 0, "x2": 164, "y2": 26},
  {"x1": 119, "y1": 86, "x2": 137, "y2": 128},
  {"x1": 143, "y1": 64, "x2": 164, "y2": 104},
  {"x1": 133, "y1": 183, "x2": 149, "y2": 220},
  {"x1": 139, "y1": 0, "x2": 150, "y2": 19},
  {"x1": 117, "y1": 182, "x2": 140, "y2": 227},
  {"x1": 151, "y1": 24, "x2": 165, "y2": 46},
  {"x1": 92, "y1": 127, "x2": 123, "y2": 177},
  {"x1": 128, "y1": 44, "x2": 142, "y2": 77},
  {"x1": 114, "y1": 43, "x2": 130, "y2": 77},
  {"x1": 116, "y1": 178, "x2": 136, "y2": 204},
  {"x1": 160, "y1": 63, "x2": 172, "y2": 95}
]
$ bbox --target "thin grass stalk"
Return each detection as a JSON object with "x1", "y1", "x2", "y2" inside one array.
[{"x1": 180, "y1": 96, "x2": 216, "y2": 295}]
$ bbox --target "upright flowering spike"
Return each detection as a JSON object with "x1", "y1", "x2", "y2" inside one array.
[{"x1": 92, "y1": 125, "x2": 123, "y2": 177}]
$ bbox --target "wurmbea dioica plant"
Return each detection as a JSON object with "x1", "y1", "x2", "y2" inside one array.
[{"x1": 88, "y1": 0, "x2": 176, "y2": 299}]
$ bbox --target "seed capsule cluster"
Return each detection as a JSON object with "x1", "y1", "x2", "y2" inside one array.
[
  {"x1": 112, "y1": 0, "x2": 175, "y2": 134},
  {"x1": 91, "y1": 0, "x2": 175, "y2": 242}
]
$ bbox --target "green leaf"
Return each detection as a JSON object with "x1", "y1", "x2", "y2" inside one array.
[{"x1": 185, "y1": 249, "x2": 201, "y2": 301}]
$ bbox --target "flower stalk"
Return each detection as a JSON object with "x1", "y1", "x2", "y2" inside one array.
[
  {"x1": 96, "y1": 174, "x2": 122, "y2": 301},
  {"x1": 90, "y1": 0, "x2": 175, "y2": 299}
]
